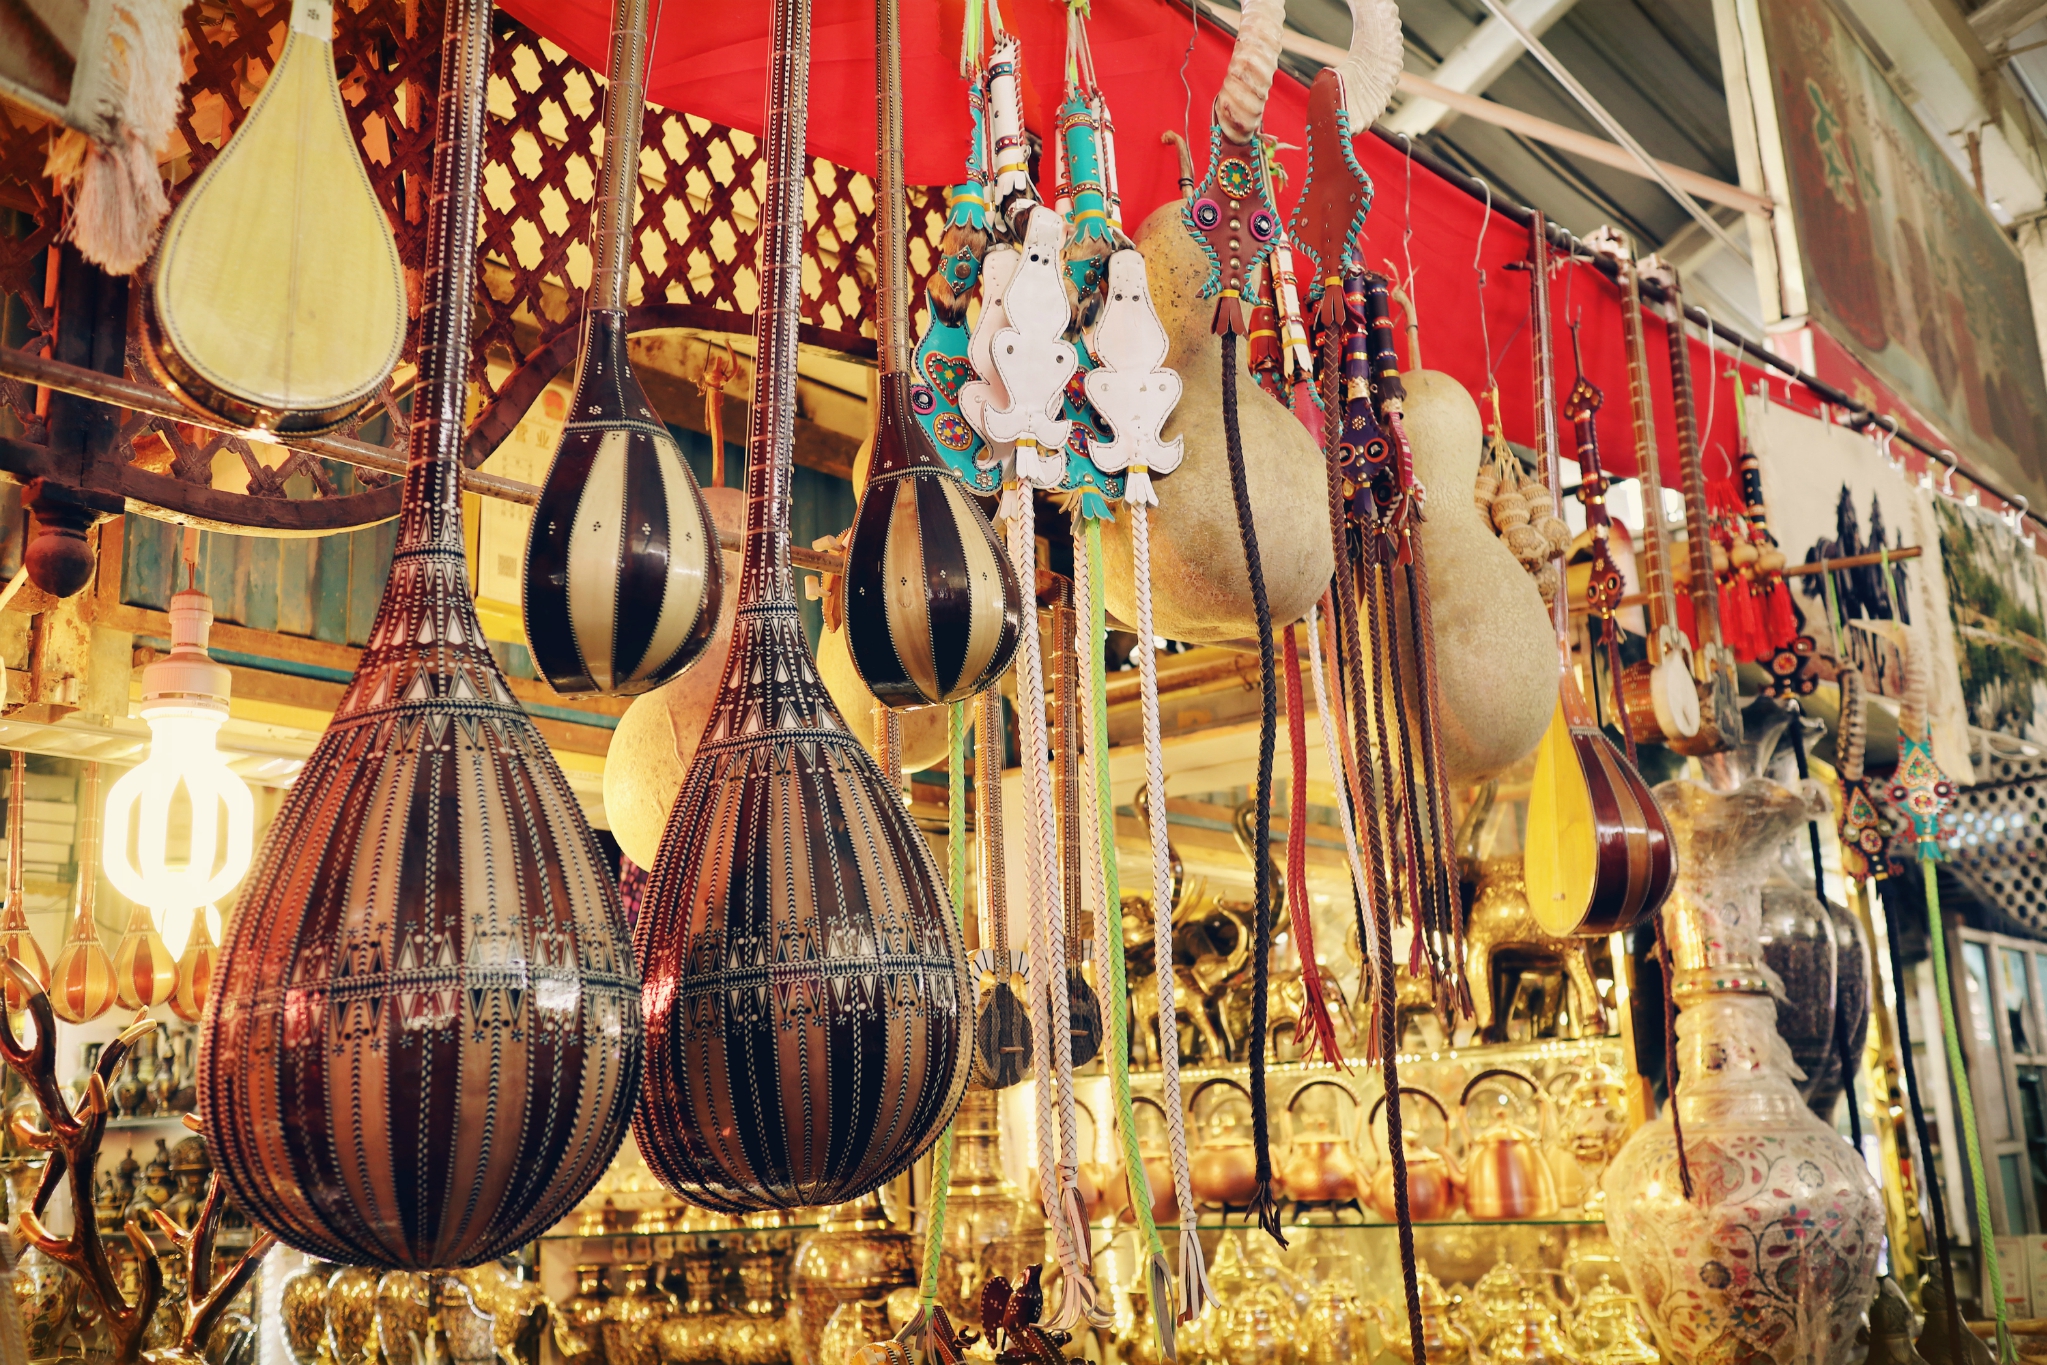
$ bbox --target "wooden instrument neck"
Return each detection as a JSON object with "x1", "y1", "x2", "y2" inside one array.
[
  {"x1": 736, "y1": 0, "x2": 811, "y2": 611},
  {"x1": 1527, "y1": 213, "x2": 1570, "y2": 664},
  {"x1": 590, "y1": 0, "x2": 651, "y2": 315},
  {"x1": 1616, "y1": 253, "x2": 1683, "y2": 658},
  {"x1": 873, "y1": 0, "x2": 912, "y2": 376},
  {"x1": 1655, "y1": 261, "x2": 1725, "y2": 652}
]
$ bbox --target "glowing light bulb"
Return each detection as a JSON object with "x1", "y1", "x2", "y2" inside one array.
[{"x1": 103, "y1": 590, "x2": 253, "y2": 930}]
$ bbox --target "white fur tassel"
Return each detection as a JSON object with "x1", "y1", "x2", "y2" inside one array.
[
  {"x1": 49, "y1": 0, "x2": 191, "y2": 275},
  {"x1": 1337, "y1": 0, "x2": 1405, "y2": 131}
]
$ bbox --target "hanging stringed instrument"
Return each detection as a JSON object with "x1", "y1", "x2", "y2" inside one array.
[
  {"x1": 1587, "y1": 228, "x2": 1699, "y2": 748},
  {"x1": 1561, "y1": 318, "x2": 1635, "y2": 728},
  {"x1": 143, "y1": 0, "x2": 404, "y2": 434},
  {"x1": 1519, "y1": 214, "x2": 1674, "y2": 941},
  {"x1": 971, "y1": 686, "x2": 1032, "y2": 1090},
  {"x1": 1644, "y1": 256, "x2": 1743, "y2": 756},
  {"x1": 522, "y1": 0, "x2": 724, "y2": 697}
]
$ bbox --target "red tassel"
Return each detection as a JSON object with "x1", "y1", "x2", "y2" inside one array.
[
  {"x1": 1765, "y1": 579, "x2": 1798, "y2": 649},
  {"x1": 1282, "y1": 625, "x2": 1345, "y2": 1069}
]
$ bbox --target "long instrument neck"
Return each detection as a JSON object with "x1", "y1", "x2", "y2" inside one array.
[
  {"x1": 1659, "y1": 264, "x2": 1724, "y2": 652},
  {"x1": 1528, "y1": 212, "x2": 1569, "y2": 658},
  {"x1": 1617, "y1": 252, "x2": 1682, "y2": 658},
  {"x1": 874, "y1": 0, "x2": 911, "y2": 376},
  {"x1": 738, "y1": 0, "x2": 811, "y2": 609},
  {"x1": 591, "y1": 0, "x2": 651, "y2": 314}
]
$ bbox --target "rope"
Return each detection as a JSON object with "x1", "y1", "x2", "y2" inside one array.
[
  {"x1": 1281, "y1": 622, "x2": 1343, "y2": 1067},
  {"x1": 1372, "y1": 820, "x2": 1428, "y2": 1365},
  {"x1": 1217, "y1": 330, "x2": 1285, "y2": 1245},
  {"x1": 1306, "y1": 598, "x2": 1378, "y2": 977},
  {"x1": 919, "y1": 701, "x2": 973, "y2": 1313},
  {"x1": 1005, "y1": 487, "x2": 1094, "y2": 1332},
  {"x1": 1130, "y1": 495, "x2": 1212, "y2": 1327},
  {"x1": 1873, "y1": 874, "x2": 1968, "y2": 1365},
  {"x1": 1924, "y1": 862, "x2": 2018, "y2": 1363}
]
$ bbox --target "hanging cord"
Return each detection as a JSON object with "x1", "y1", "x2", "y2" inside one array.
[
  {"x1": 1079, "y1": 523, "x2": 1167, "y2": 1285},
  {"x1": 1006, "y1": 492, "x2": 1095, "y2": 1333},
  {"x1": 1782, "y1": 700, "x2": 1865, "y2": 1153},
  {"x1": 1874, "y1": 873, "x2": 1969, "y2": 1365},
  {"x1": 1307, "y1": 598, "x2": 1380, "y2": 995},
  {"x1": 1218, "y1": 329, "x2": 1285, "y2": 1245},
  {"x1": 1374, "y1": 852, "x2": 1429, "y2": 1365},
  {"x1": 1129, "y1": 495, "x2": 1212, "y2": 1328},
  {"x1": 1924, "y1": 863, "x2": 2018, "y2": 1363},
  {"x1": 917, "y1": 700, "x2": 973, "y2": 1323},
  {"x1": 1281, "y1": 623, "x2": 1344, "y2": 1067},
  {"x1": 1656, "y1": 916, "x2": 1694, "y2": 1201}
]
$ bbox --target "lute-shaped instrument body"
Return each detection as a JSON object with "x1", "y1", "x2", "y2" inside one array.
[
  {"x1": 841, "y1": 0, "x2": 1021, "y2": 709},
  {"x1": 971, "y1": 687, "x2": 1032, "y2": 1090},
  {"x1": 1519, "y1": 215, "x2": 1674, "y2": 940},
  {"x1": 143, "y1": 0, "x2": 404, "y2": 434},
  {"x1": 522, "y1": 0, "x2": 723, "y2": 697},
  {"x1": 1587, "y1": 229, "x2": 1700, "y2": 748},
  {"x1": 631, "y1": 0, "x2": 973, "y2": 1213},
  {"x1": 1645, "y1": 256, "x2": 1743, "y2": 756}
]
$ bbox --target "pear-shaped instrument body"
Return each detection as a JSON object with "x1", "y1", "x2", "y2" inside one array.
[
  {"x1": 523, "y1": 312, "x2": 724, "y2": 696},
  {"x1": 200, "y1": 0, "x2": 640, "y2": 1270},
  {"x1": 632, "y1": 600, "x2": 973, "y2": 1211},
  {"x1": 842, "y1": 374, "x2": 1020, "y2": 707},
  {"x1": 632, "y1": 0, "x2": 970, "y2": 1213},
  {"x1": 143, "y1": 4, "x2": 404, "y2": 434}
]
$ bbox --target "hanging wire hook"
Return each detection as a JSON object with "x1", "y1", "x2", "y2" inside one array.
[
  {"x1": 1940, "y1": 452, "x2": 1959, "y2": 499},
  {"x1": 1181, "y1": 0, "x2": 1198, "y2": 150},
  {"x1": 1401, "y1": 134, "x2": 1417, "y2": 327}
]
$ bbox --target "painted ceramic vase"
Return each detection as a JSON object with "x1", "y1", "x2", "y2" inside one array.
[
  {"x1": 1604, "y1": 775, "x2": 1884, "y2": 1364},
  {"x1": 200, "y1": 0, "x2": 639, "y2": 1268}
]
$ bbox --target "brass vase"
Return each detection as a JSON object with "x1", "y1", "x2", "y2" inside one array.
[
  {"x1": 785, "y1": 1194, "x2": 913, "y2": 1365},
  {"x1": 922, "y1": 1086, "x2": 1042, "y2": 1329},
  {"x1": 655, "y1": 1247, "x2": 731, "y2": 1365},
  {"x1": 718, "y1": 1248, "x2": 789, "y2": 1365}
]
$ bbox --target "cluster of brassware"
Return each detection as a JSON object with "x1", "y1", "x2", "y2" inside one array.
[
  {"x1": 275, "y1": 1262, "x2": 548, "y2": 1365},
  {"x1": 554, "y1": 1235, "x2": 793, "y2": 1365},
  {"x1": 1113, "y1": 1055, "x2": 1630, "y2": 1227},
  {"x1": 1114, "y1": 1236, "x2": 1657, "y2": 1365},
  {"x1": 86, "y1": 1023, "x2": 198, "y2": 1121}
]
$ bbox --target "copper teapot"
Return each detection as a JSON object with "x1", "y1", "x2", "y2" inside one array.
[
  {"x1": 1366, "y1": 1086, "x2": 1463, "y2": 1222},
  {"x1": 1188, "y1": 1076, "x2": 1261, "y2": 1208},
  {"x1": 1278, "y1": 1078, "x2": 1366, "y2": 1205},
  {"x1": 1123, "y1": 1095, "x2": 1180, "y2": 1226},
  {"x1": 1460, "y1": 1069, "x2": 1559, "y2": 1220}
]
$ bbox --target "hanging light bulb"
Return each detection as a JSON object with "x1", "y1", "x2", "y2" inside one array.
[
  {"x1": 51, "y1": 762, "x2": 115, "y2": 1024},
  {"x1": 102, "y1": 587, "x2": 254, "y2": 1002}
]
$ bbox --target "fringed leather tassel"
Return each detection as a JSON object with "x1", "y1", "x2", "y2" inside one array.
[
  {"x1": 1282, "y1": 621, "x2": 1344, "y2": 1068},
  {"x1": 1213, "y1": 289, "x2": 1250, "y2": 338}
]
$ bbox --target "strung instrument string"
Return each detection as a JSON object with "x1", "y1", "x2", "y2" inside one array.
[{"x1": 1218, "y1": 329, "x2": 1285, "y2": 1245}]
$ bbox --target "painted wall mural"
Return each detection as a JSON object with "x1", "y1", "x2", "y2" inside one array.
[{"x1": 1758, "y1": 0, "x2": 2047, "y2": 507}]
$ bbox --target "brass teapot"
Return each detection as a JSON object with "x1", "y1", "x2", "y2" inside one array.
[
  {"x1": 1366, "y1": 1086, "x2": 1462, "y2": 1223},
  {"x1": 1556, "y1": 1062, "x2": 1633, "y2": 1213},
  {"x1": 1278, "y1": 1078, "x2": 1366, "y2": 1205},
  {"x1": 1460, "y1": 1069, "x2": 1559, "y2": 1220},
  {"x1": 1368, "y1": 1265, "x2": 1466, "y2": 1364},
  {"x1": 1464, "y1": 1289, "x2": 1579, "y2": 1365},
  {"x1": 1188, "y1": 1076, "x2": 1261, "y2": 1208}
]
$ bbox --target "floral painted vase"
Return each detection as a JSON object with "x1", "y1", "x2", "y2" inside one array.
[{"x1": 1604, "y1": 773, "x2": 1883, "y2": 1365}]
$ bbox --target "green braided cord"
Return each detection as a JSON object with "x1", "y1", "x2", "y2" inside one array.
[
  {"x1": 1087, "y1": 519, "x2": 1167, "y2": 1266},
  {"x1": 920, "y1": 700, "x2": 973, "y2": 1312},
  {"x1": 1924, "y1": 863, "x2": 2018, "y2": 1365}
]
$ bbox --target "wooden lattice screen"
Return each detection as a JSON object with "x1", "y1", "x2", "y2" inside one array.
[{"x1": 0, "y1": 0, "x2": 943, "y2": 527}]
